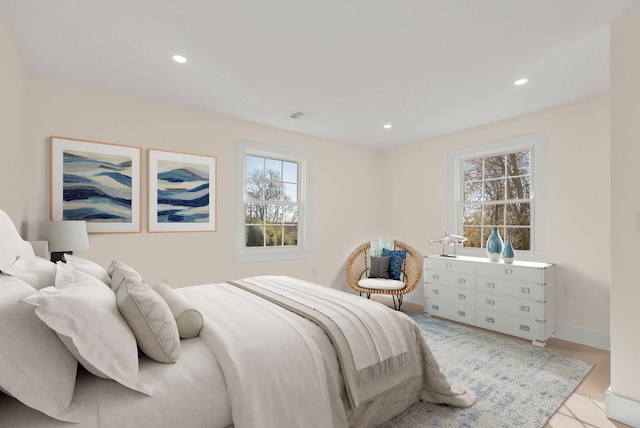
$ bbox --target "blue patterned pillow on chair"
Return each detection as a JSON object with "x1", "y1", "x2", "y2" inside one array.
[{"x1": 381, "y1": 248, "x2": 407, "y2": 280}]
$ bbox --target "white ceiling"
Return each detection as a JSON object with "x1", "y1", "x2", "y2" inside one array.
[{"x1": 2, "y1": 0, "x2": 640, "y2": 151}]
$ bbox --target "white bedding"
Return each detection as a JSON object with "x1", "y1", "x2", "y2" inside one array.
[
  {"x1": 0, "y1": 338, "x2": 232, "y2": 427},
  {"x1": 1, "y1": 278, "x2": 475, "y2": 427},
  {"x1": 186, "y1": 281, "x2": 346, "y2": 428},
  {"x1": 0, "y1": 241, "x2": 477, "y2": 428}
]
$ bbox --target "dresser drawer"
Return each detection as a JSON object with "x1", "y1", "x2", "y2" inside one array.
[
  {"x1": 425, "y1": 257, "x2": 475, "y2": 274},
  {"x1": 476, "y1": 263, "x2": 547, "y2": 283},
  {"x1": 425, "y1": 298, "x2": 475, "y2": 323},
  {"x1": 424, "y1": 270, "x2": 475, "y2": 289},
  {"x1": 476, "y1": 292, "x2": 542, "y2": 319},
  {"x1": 476, "y1": 309, "x2": 543, "y2": 341},
  {"x1": 427, "y1": 285, "x2": 475, "y2": 304},
  {"x1": 476, "y1": 277, "x2": 544, "y2": 301}
]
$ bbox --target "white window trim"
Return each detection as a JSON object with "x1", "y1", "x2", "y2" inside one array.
[
  {"x1": 234, "y1": 139, "x2": 313, "y2": 263},
  {"x1": 447, "y1": 132, "x2": 548, "y2": 260}
]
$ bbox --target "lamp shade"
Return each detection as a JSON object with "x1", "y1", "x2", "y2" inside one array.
[{"x1": 37, "y1": 220, "x2": 90, "y2": 253}]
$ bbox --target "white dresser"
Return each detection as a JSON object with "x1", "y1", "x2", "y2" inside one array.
[{"x1": 424, "y1": 255, "x2": 555, "y2": 346}]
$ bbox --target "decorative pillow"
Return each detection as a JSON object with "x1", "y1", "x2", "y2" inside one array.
[
  {"x1": 23, "y1": 263, "x2": 152, "y2": 396},
  {"x1": 0, "y1": 274, "x2": 80, "y2": 422},
  {"x1": 152, "y1": 282, "x2": 204, "y2": 339},
  {"x1": 64, "y1": 254, "x2": 111, "y2": 285},
  {"x1": 108, "y1": 260, "x2": 143, "y2": 293},
  {"x1": 381, "y1": 248, "x2": 408, "y2": 281},
  {"x1": 2, "y1": 254, "x2": 56, "y2": 290},
  {"x1": 117, "y1": 277, "x2": 181, "y2": 363},
  {"x1": 368, "y1": 256, "x2": 390, "y2": 279}
]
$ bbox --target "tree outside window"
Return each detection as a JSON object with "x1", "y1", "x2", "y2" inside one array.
[
  {"x1": 244, "y1": 155, "x2": 299, "y2": 248},
  {"x1": 461, "y1": 150, "x2": 531, "y2": 251}
]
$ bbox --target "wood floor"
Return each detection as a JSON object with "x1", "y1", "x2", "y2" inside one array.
[{"x1": 373, "y1": 297, "x2": 631, "y2": 428}]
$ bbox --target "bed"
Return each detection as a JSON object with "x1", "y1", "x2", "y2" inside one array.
[{"x1": 0, "y1": 209, "x2": 476, "y2": 427}]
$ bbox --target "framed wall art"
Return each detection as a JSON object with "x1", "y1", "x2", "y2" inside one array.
[
  {"x1": 50, "y1": 136, "x2": 142, "y2": 233},
  {"x1": 148, "y1": 149, "x2": 217, "y2": 232}
]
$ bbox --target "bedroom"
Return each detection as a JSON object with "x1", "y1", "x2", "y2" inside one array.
[{"x1": 0, "y1": 1, "x2": 638, "y2": 426}]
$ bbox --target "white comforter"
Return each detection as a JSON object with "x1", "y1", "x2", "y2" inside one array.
[{"x1": 0, "y1": 276, "x2": 476, "y2": 428}]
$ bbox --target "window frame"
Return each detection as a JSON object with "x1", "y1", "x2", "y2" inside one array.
[
  {"x1": 447, "y1": 133, "x2": 547, "y2": 259},
  {"x1": 234, "y1": 139, "x2": 313, "y2": 263}
]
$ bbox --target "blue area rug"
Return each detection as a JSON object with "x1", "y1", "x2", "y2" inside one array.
[{"x1": 383, "y1": 314, "x2": 594, "y2": 428}]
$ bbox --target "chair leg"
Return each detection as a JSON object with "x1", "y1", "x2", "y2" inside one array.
[
  {"x1": 392, "y1": 295, "x2": 403, "y2": 311},
  {"x1": 358, "y1": 292, "x2": 371, "y2": 299}
]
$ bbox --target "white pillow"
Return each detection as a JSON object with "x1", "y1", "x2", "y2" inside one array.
[
  {"x1": 2, "y1": 254, "x2": 56, "y2": 289},
  {"x1": 0, "y1": 274, "x2": 80, "y2": 422},
  {"x1": 153, "y1": 283, "x2": 204, "y2": 339},
  {"x1": 117, "y1": 277, "x2": 181, "y2": 363},
  {"x1": 108, "y1": 260, "x2": 143, "y2": 293},
  {"x1": 23, "y1": 263, "x2": 152, "y2": 396},
  {"x1": 64, "y1": 254, "x2": 111, "y2": 285}
]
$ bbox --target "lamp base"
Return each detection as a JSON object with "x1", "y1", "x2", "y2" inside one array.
[{"x1": 50, "y1": 251, "x2": 73, "y2": 263}]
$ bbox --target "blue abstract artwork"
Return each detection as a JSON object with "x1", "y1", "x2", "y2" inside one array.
[
  {"x1": 62, "y1": 150, "x2": 133, "y2": 223},
  {"x1": 156, "y1": 160, "x2": 210, "y2": 223}
]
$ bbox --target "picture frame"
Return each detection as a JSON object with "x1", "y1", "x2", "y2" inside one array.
[
  {"x1": 148, "y1": 149, "x2": 217, "y2": 232},
  {"x1": 50, "y1": 136, "x2": 142, "y2": 233}
]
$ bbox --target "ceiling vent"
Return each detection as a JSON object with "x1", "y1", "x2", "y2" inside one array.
[{"x1": 288, "y1": 110, "x2": 316, "y2": 121}]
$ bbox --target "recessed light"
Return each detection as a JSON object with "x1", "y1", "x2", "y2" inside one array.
[
  {"x1": 383, "y1": 124, "x2": 392, "y2": 129},
  {"x1": 514, "y1": 78, "x2": 528, "y2": 86},
  {"x1": 172, "y1": 54, "x2": 187, "y2": 64}
]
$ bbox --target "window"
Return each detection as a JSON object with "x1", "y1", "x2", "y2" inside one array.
[
  {"x1": 462, "y1": 150, "x2": 531, "y2": 250},
  {"x1": 245, "y1": 155, "x2": 299, "y2": 247},
  {"x1": 448, "y1": 133, "x2": 547, "y2": 257},
  {"x1": 235, "y1": 140, "x2": 312, "y2": 262}
]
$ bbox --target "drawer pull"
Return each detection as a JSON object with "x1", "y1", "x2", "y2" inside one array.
[
  {"x1": 504, "y1": 268, "x2": 513, "y2": 275},
  {"x1": 457, "y1": 310, "x2": 466, "y2": 317},
  {"x1": 520, "y1": 287, "x2": 530, "y2": 294},
  {"x1": 486, "y1": 316, "x2": 495, "y2": 323},
  {"x1": 432, "y1": 305, "x2": 439, "y2": 311},
  {"x1": 458, "y1": 294, "x2": 466, "y2": 300},
  {"x1": 432, "y1": 274, "x2": 440, "y2": 281},
  {"x1": 520, "y1": 324, "x2": 530, "y2": 332},
  {"x1": 486, "y1": 299, "x2": 495, "y2": 305},
  {"x1": 486, "y1": 282, "x2": 495, "y2": 288},
  {"x1": 458, "y1": 278, "x2": 466, "y2": 284},
  {"x1": 446, "y1": 262, "x2": 452, "y2": 268},
  {"x1": 432, "y1": 289, "x2": 439, "y2": 295},
  {"x1": 520, "y1": 305, "x2": 530, "y2": 312}
]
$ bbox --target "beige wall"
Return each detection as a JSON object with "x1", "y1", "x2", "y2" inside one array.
[
  {"x1": 382, "y1": 96, "x2": 612, "y2": 348},
  {"x1": 0, "y1": 9, "x2": 31, "y2": 232},
  {"x1": 609, "y1": 10, "x2": 640, "y2": 420}
]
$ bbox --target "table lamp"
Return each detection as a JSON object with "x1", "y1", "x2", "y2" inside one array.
[{"x1": 37, "y1": 220, "x2": 89, "y2": 263}]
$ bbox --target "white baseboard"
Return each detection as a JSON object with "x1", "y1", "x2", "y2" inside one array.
[
  {"x1": 606, "y1": 387, "x2": 640, "y2": 427},
  {"x1": 553, "y1": 323, "x2": 610, "y2": 350}
]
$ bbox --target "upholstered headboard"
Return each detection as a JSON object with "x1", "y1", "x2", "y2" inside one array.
[{"x1": 0, "y1": 209, "x2": 35, "y2": 271}]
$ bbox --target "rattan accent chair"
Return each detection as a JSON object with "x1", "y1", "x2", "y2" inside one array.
[{"x1": 345, "y1": 240, "x2": 422, "y2": 310}]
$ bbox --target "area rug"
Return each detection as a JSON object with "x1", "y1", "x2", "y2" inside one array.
[{"x1": 382, "y1": 314, "x2": 594, "y2": 428}]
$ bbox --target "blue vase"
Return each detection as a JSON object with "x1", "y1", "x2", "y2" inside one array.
[
  {"x1": 503, "y1": 234, "x2": 515, "y2": 264},
  {"x1": 486, "y1": 228, "x2": 503, "y2": 262}
]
